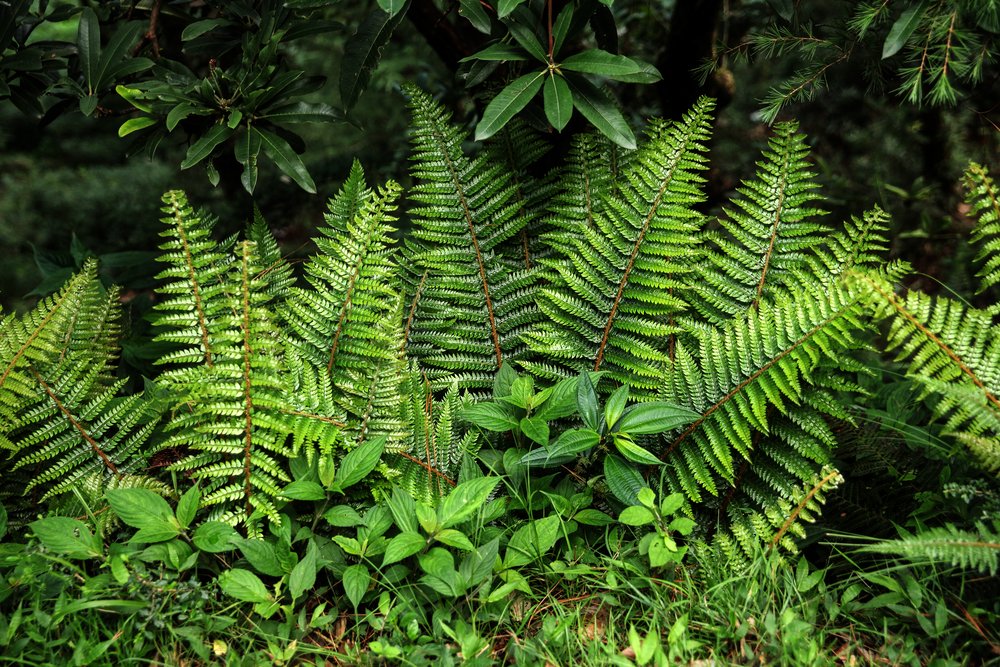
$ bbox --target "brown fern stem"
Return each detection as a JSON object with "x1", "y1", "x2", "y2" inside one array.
[
  {"x1": 431, "y1": 125, "x2": 503, "y2": 367},
  {"x1": 396, "y1": 451, "x2": 456, "y2": 487},
  {"x1": 861, "y1": 275, "x2": 1000, "y2": 414},
  {"x1": 403, "y1": 271, "x2": 428, "y2": 354},
  {"x1": 30, "y1": 367, "x2": 121, "y2": 478},
  {"x1": 171, "y1": 198, "x2": 213, "y2": 368},
  {"x1": 240, "y1": 243, "x2": 254, "y2": 517},
  {"x1": 771, "y1": 468, "x2": 840, "y2": 547},
  {"x1": 751, "y1": 144, "x2": 791, "y2": 310}
]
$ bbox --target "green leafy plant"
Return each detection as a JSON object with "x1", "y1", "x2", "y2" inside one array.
[{"x1": 618, "y1": 487, "x2": 697, "y2": 569}]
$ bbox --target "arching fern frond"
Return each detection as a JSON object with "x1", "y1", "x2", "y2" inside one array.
[
  {"x1": 401, "y1": 84, "x2": 540, "y2": 390},
  {"x1": 859, "y1": 521, "x2": 1000, "y2": 575},
  {"x1": 547, "y1": 131, "x2": 628, "y2": 241},
  {"x1": 691, "y1": 122, "x2": 829, "y2": 323},
  {"x1": 853, "y1": 272, "x2": 1000, "y2": 474},
  {"x1": 965, "y1": 162, "x2": 1000, "y2": 296},
  {"x1": 524, "y1": 98, "x2": 715, "y2": 393}
]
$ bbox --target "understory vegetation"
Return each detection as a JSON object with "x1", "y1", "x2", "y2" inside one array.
[
  {"x1": 2, "y1": 1, "x2": 1000, "y2": 665},
  {"x1": 1, "y1": 87, "x2": 998, "y2": 665}
]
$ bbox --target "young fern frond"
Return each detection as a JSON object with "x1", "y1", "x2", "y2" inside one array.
[
  {"x1": 401, "y1": 84, "x2": 540, "y2": 390},
  {"x1": 523, "y1": 98, "x2": 715, "y2": 393},
  {"x1": 859, "y1": 521, "x2": 1000, "y2": 575},
  {"x1": 965, "y1": 162, "x2": 1000, "y2": 296},
  {"x1": 854, "y1": 272, "x2": 1000, "y2": 474},
  {"x1": 162, "y1": 240, "x2": 295, "y2": 536},
  {"x1": 547, "y1": 132, "x2": 627, "y2": 241},
  {"x1": 691, "y1": 122, "x2": 829, "y2": 323},
  {"x1": 284, "y1": 161, "x2": 404, "y2": 441}
]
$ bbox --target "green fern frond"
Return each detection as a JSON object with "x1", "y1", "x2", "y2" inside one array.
[
  {"x1": 152, "y1": 190, "x2": 235, "y2": 374},
  {"x1": 965, "y1": 162, "x2": 1000, "y2": 294},
  {"x1": 692, "y1": 122, "x2": 829, "y2": 323},
  {"x1": 523, "y1": 98, "x2": 715, "y2": 394},
  {"x1": 162, "y1": 241, "x2": 295, "y2": 536},
  {"x1": 401, "y1": 84, "x2": 541, "y2": 390},
  {"x1": 810, "y1": 206, "x2": 893, "y2": 281},
  {"x1": 859, "y1": 521, "x2": 1000, "y2": 575},
  {"x1": 248, "y1": 210, "x2": 295, "y2": 297},
  {"x1": 547, "y1": 131, "x2": 628, "y2": 240},
  {"x1": 854, "y1": 272, "x2": 1000, "y2": 473}
]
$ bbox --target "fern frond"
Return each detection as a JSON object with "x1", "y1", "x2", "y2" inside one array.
[
  {"x1": 854, "y1": 272, "x2": 1000, "y2": 473},
  {"x1": 547, "y1": 131, "x2": 628, "y2": 240},
  {"x1": 859, "y1": 521, "x2": 1000, "y2": 575},
  {"x1": 692, "y1": 123, "x2": 828, "y2": 323},
  {"x1": 162, "y1": 241, "x2": 295, "y2": 536},
  {"x1": 965, "y1": 162, "x2": 1000, "y2": 295},
  {"x1": 810, "y1": 206, "x2": 892, "y2": 281},
  {"x1": 401, "y1": 84, "x2": 541, "y2": 390},
  {"x1": 524, "y1": 98, "x2": 715, "y2": 394}
]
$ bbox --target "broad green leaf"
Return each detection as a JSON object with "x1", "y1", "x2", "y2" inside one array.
[
  {"x1": 383, "y1": 531, "x2": 426, "y2": 565},
  {"x1": 180, "y1": 124, "x2": 234, "y2": 170},
  {"x1": 508, "y1": 375, "x2": 534, "y2": 408},
  {"x1": 475, "y1": 71, "x2": 545, "y2": 141},
  {"x1": 377, "y1": 0, "x2": 406, "y2": 17},
  {"x1": 767, "y1": 0, "x2": 794, "y2": 22},
  {"x1": 282, "y1": 480, "x2": 326, "y2": 501},
  {"x1": 605, "y1": 384, "x2": 629, "y2": 428},
  {"x1": 504, "y1": 515, "x2": 561, "y2": 568},
  {"x1": 176, "y1": 484, "x2": 200, "y2": 530},
  {"x1": 462, "y1": 42, "x2": 528, "y2": 62},
  {"x1": 567, "y1": 76, "x2": 636, "y2": 149},
  {"x1": 520, "y1": 448, "x2": 576, "y2": 468},
  {"x1": 289, "y1": 540, "x2": 318, "y2": 601},
  {"x1": 193, "y1": 522, "x2": 239, "y2": 553},
  {"x1": 106, "y1": 489, "x2": 179, "y2": 535},
  {"x1": 261, "y1": 102, "x2": 344, "y2": 124},
  {"x1": 607, "y1": 60, "x2": 662, "y2": 84},
  {"x1": 459, "y1": 0, "x2": 492, "y2": 33},
  {"x1": 535, "y1": 372, "x2": 603, "y2": 421},
  {"x1": 505, "y1": 20, "x2": 547, "y2": 62},
  {"x1": 552, "y1": 4, "x2": 574, "y2": 56},
  {"x1": 340, "y1": 4, "x2": 410, "y2": 111},
  {"x1": 543, "y1": 73, "x2": 572, "y2": 131},
  {"x1": 335, "y1": 435, "x2": 386, "y2": 490},
  {"x1": 493, "y1": 362, "x2": 519, "y2": 399},
  {"x1": 323, "y1": 505, "x2": 364, "y2": 528},
  {"x1": 660, "y1": 492, "x2": 684, "y2": 516},
  {"x1": 94, "y1": 21, "x2": 144, "y2": 88},
  {"x1": 235, "y1": 127, "x2": 262, "y2": 194},
  {"x1": 669, "y1": 517, "x2": 696, "y2": 536},
  {"x1": 577, "y1": 371, "x2": 600, "y2": 430},
  {"x1": 30, "y1": 517, "x2": 102, "y2": 559},
  {"x1": 415, "y1": 503, "x2": 439, "y2": 534},
  {"x1": 181, "y1": 19, "x2": 229, "y2": 41},
  {"x1": 387, "y1": 487, "x2": 418, "y2": 533},
  {"x1": 255, "y1": 127, "x2": 317, "y2": 194},
  {"x1": 497, "y1": 0, "x2": 528, "y2": 18},
  {"x1": 561, "y1": 49, "x2": 646, "y2": 79},
  {"x1": 118, "y1": 116, "x2": 156, "y2": 137},
  {"x1": 238, "y1": 539, "x2": 285, "y2": 577},
  {"x1": 77, "y1": 8, "x2": 100, "y2": 92},
  {"x1": 604, "y1": 455, "x2": 644, "y2": 505},
  {"x1": 79, "y1": 94, "x2": 98, "y2": 117},
  {"x1": 115, "y1": 85, "x2": 152, "y2": 112},
  {"x1": 166, "y1": 103, "x2": 201, "y2": 132},
  {"x1": 619, "y1": 506, "x2": 655, "y2": 526},
  {"x1": 520, "y1": 416, "x2": 549, "y2": 446},
  {"x1": 574, "y1": 509, "x2": 615, "y2": 526},
  {"x1": 434, "y1": 529, "x2": 475, "y2": 551},
  {"x1": 883, "y1": 3, "x2": 927, "y2": 59},
  {"x1": 343, "y1": 564, "x2": 370, "y2": 608},
  {"x1": 462, "y1": 402, "x2": 519, "y2": 431},
  {"x1": 616, "y1": 402, "x2": 700, "y2": 435},
  {"x1": 545, "y1": 428, "x2": 600, "y2": 461},
  {"x1": 637, "y1": 487, "x2": 656, "y2": 509},
  {"x1": 614, "y1": 436, "x2": 663, "y2": 466},
  {"x1": 439, "y1": 477, "x2": 501, "y2": 528},
  {"x1": 218, "y1": 569, "x2": 271, "y2": 603}
]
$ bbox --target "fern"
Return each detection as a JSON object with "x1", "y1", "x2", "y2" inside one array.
[
  {"x1": 691, "y1": 122, "x2": 829, "y2": 323},
  {"x1": 965, "y1": 162, "x2": 1000, "y2": 296},
  {"x1": 401, "y1": 84, "x2": 541, "y2": 390},
  {"x1": 523, "y1": 98, "x2": 715, "y2": 393},
  {"x1": 284, "y1": 161, "x2": 405, "y2": 443},
  {"x1": 547, "y1": 131, "x2": 628, "y2": 240},
  {"x1": 859, "y1": 521, "x2": 1000, "y2": 575},
  {"x1": 854, "y1": 272, "x2": 1000, "y2": 473}
]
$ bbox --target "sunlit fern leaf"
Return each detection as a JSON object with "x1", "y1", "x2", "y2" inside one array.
[
  {"x1": 853, "y1": 272, "x2": 1000, "y2": 474},
  {"x1": 658, "y1": 279, "x2": 869, "y2": 504},
  {"x1": 484, "y1": 119, "x2": 558, "y2": 270},
  {"x1": 523, "y1": 98, "x2": 715, "y2": 395},
  {"x1": 965, "y1": 162, "x2": 1000, "y2": 296},
  {"x1": 547, "y1": 131, "x2": 629, "y2": 241},
  {"x1": 691, "y1": 122, "x2": 829, "y2": 323},
  {"x1": 248, "y1": 210, "x2": 295, "y2": 298},
  {"x1": 390, "y1": 370, "x2": 478, "y2": 504},
  {"x1": 162, "y1": 241, "x2": 295, "y2": 537},
  {"x1": 859, "y1": 521, "x2": 1000, "y2": 575},
  {"x1": 400, "y1": 84, "x2": 541, "y2": 390},
  {"x1": 284, "y1": 161, "x2": 402, "y2": 388},
  {"x1": 151, "y1": 190, "x2": 235, "y2": 374},
  {"x1": 0, "y1": 260, "x2": 99, "y2": 432},
  {"x1": 809, "y1": 206, "x2": 893, "y2": 283}
]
